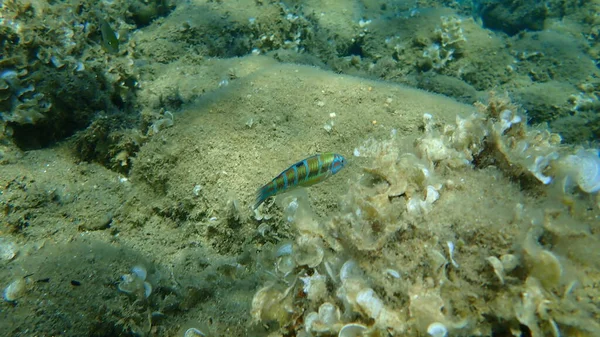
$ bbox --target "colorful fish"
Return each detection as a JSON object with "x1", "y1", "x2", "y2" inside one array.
[{"x1": 253, "y1": 153, "x2": 347, "y2": 209}]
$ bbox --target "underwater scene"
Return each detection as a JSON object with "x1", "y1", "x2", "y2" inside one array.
[{"x1": 1, "y1": 0, "x2": 600, "y2": 336}]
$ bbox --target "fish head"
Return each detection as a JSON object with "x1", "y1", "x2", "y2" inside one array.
[{"x1": 331, "y1": 154, "x2": 346, "y2": 174}]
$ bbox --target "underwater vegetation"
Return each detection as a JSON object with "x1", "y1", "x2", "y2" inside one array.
[
  {"x1": 0, "y1": 0, "x2": 174, "y2": 160},
  {"x1": 250, "y1": 93, "x2": 600, "y2": 337}
]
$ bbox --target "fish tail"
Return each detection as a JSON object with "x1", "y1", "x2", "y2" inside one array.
[
  {"x1": 254, "y1": 183, "x2": 276, "y2": 209},
  {"x1": 254, "y1": 164, "x2": 296, "y2": 209}
]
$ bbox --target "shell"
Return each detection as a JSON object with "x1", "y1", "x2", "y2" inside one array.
[
  {"x1": 446, "y1": 241, "x2": 459, "y2": 268},
  {"x1": 523, "y1": 231, "x2": 563, "y2": 289},
  {"x1": 0, "y1": 237, "x2": 17, "y2": 261},
  {"x1": 532, "y1": 250, "x2": 563, "y2": 289},
  {"x1": 117, "y1": 273, "x2": 140, "y2": 294},
  {"x1": 385, "y1": 268, "x2": 401, "y2": 279},
  {"x1": 183, "y1": 328, "x2": 207, "y2": 337},
  {"x1": 276, "y1": 256, "x2": 295, "y2": 276},
  {"x1": 426, "y1": 185, "x2": 440, "y2": 204},
  {"x1": 356, "y1": 288, "x2": 384, "y2": 319},
  {"x1": 576, "y1": 149, "x2": 600, "y2": 193},
  {"x1": 294, "y1": 236, "x2": 324, "y2": 268},
  {"x1": 339, "y1": 260, "x2": 363, "y2": 284},
  {"x1": 407, "y1": 185, "x2": 440, "y2": 216},
  {"x1": 338, "y1": 323, "x2": 367, "y2": 337},
  {"x1": 500, "y1": 254, "x2": 519, "y2": 272},
  {"x1": 274, "y1": 242, "x2": 295, "y2": 276},
  {"x1": 427, "y1": 322, "x2": 448, "y2": 337},
  {"x1": 318, "y1": 302, "x2": 341, "y2": 326},
  {"x1": 275, "y1": 241, "x2": 293, "y2": 257},
  {"x1": 305, "y1": 302, "x2": 341, "y2": 333},
  {"x1": 428, "y1": 249, "x2": 448, "y2": 272},
  {"x1": 561, "y1": 149, "x2": 600, "y2": 193},
  {"x1": 143, "y1": 281, "x2": 152, "y2": 298},
  {"x1": 304, "y1": 312, "x2": 320, "y2": 332},
  {"x1": 300, "y1": 270, "x2": 328, "y2": 302},
  {"x1": 3, "y1": 278, "x2": 26, "y2": 302},
  {"x1": 118, "y1": 270, "x2": 152, "y2": 298},
  {"x1": 250, "y1": 285, "x2": 293, "y2": 324},
  {"x1": 131, "y1": 265, "x2": 147, "y2": 281},
  {"x1": 486, "y1": 256, "x2": 505, "y2": 284}
]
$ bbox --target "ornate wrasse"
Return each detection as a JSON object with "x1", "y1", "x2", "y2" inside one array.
[{"x1": 253, "y1": 153, "x2": 346, "y2": 209}]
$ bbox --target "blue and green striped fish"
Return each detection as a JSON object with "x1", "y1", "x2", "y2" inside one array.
[{"x1": 253, "y1": 153, "x2": 346, "y2": 209}]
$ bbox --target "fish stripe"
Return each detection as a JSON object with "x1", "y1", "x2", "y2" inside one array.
[
  {"x1": 302, "y1": 161, "x2": 309, "y2": 181},
  {"x1": 292, "y1": 165, "x2": 299, "y2": 185},
  {"x1": 327, "y1": 153, "x2": 336, "y2": 169},
  {"x1": 275, "y1": 175, "x2": 284, "y2": 190},
  {"x1": 293, "y1": 161, "x2": 305, "y2": 182},
  {"x1": 317, "y1": 156, "x2": 323, "y2": 175},
  {"x1": 286, "y1": 166, "x2": 298, "y2": 186},
  {"x1": 308, "y1": 156, "x2": 319, "y2": 177},
  {"x1": 303, "y1": 159, "x2": 311, "y2": 182},
  {"x1": 302, "y1": 155, "x2": 327, "y2": 186}
]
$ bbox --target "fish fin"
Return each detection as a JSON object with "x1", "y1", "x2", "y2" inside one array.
[{"x1": 254, "y1": 184, "x2": 274, "y2": 210}]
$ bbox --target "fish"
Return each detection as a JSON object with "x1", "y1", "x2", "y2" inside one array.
[
  {"x1": 99, "y1": 17, "x2": 119, "y2": 54},
  {"x1": 253, "y1": 153, "x2": 346, "y2": 209}
]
